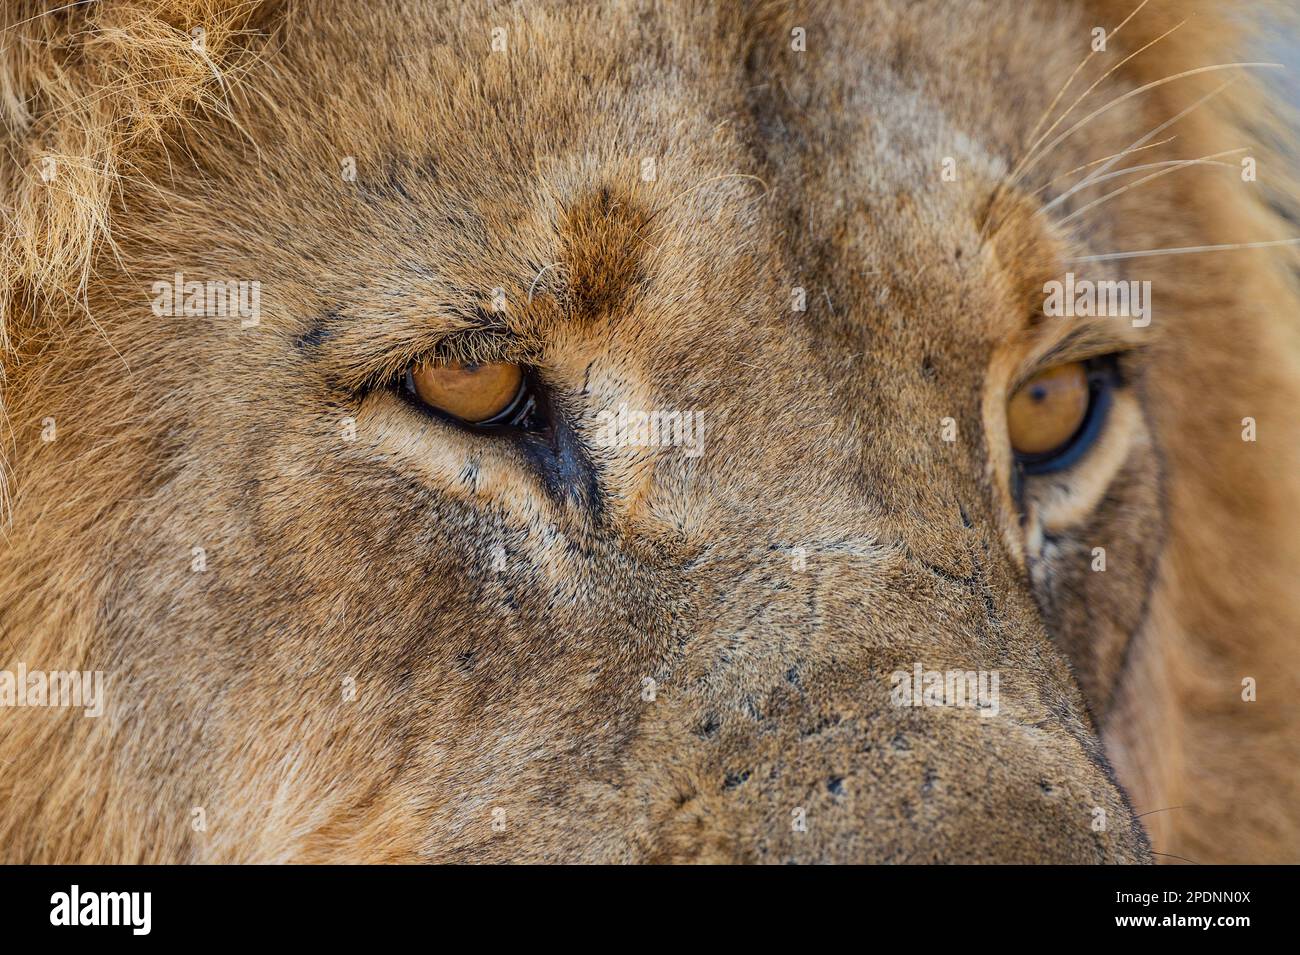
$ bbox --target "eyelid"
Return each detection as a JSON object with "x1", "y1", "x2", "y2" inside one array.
[
  {"x1": 1012, "y1": 324, "x2": 1144, "y2": 394},
  {"x1": 353, "y1": 330, "x2": 535, "y2": 396}
]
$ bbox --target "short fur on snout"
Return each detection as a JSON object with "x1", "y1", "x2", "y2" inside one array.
[{"x1": 1, "y1": 0, "x2": 1297, "y2": 863}]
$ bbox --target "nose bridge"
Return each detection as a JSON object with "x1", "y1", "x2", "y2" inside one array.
[
  {"x1": 672, "y1": 333, "x2": 1024, "y2": 668},
  {"x1": 693, "y1": 471, "x2": 1059, "y2": 694},
  {"x1": 642, "y1": 462, "x2": 1149, "y2": 861},
  {"x1": 688, "y1": 511, "x2": 1016, "y2": 694},
  {"x1": 724, "y1": 330, "x2": 994, "y2": 576},
  {"x1": 704, "y1": 443, "x2": 994, "y2": 616},
  {"x1": 638, "y1": 561, "x2": 1149, "y2": 861}
]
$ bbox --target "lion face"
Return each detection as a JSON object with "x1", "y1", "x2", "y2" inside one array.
[{"x1": 3, "y1": 1, "x2": 1298, "y2": 863}]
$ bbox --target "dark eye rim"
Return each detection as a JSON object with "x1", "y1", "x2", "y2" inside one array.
[
  {"x1": 391, "y1": 363, "x2": 594, "y2": 510},
  {"x1": 398, "y1": 365, "x2": 550, "y2": 435},
  {"x1": 1015, "y1": 356, "x2": 1118, "y2": 475}
]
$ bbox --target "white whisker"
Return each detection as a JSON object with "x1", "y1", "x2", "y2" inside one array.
[
  {"x1": 1029, "y1": 138, "x2": 1178, "y2": 198},
  {"x1": 1047, "y1": 156, "x2": 1235, "y2": 198},
  {"x1": 1069, "y1": 238, "x2": 1300, "y2": 263},
  {"x1": 1053, "y1": 148, "x2": 1247, "y2": 223},
  {"x1": 1048, "y1": 78, "x2": 1240, "y2": 212},
  {"x1": 527, "y1": 262, "x2": 562, "y2": 303},
  {"x1": 1018, "y1": 63, "x2": 1280, "y2": 184},
  {"x1": 1, "y1": 0, "x2": 94, "y2": 35},
  {"x1": 1008, "y1": 0, "x2": 1151, "y2": 188},
  {"x1": 1014, "y1": 14, "x2": 1185, "y2": 184}
]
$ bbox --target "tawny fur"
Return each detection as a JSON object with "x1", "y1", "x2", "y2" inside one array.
[{"x1": 0, "y1": 0, "x2": 1296, "y2": 863}]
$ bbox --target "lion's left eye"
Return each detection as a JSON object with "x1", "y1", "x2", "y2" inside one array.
[
  {"x1": 1008, "y1": 360, "x2": 1112, "y2": 473},
  {"x1": 403, "y1": 360, "x2": 532, "y2": 427}
]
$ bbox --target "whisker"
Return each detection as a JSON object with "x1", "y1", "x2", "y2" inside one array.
[
  {"x1": 1150, "y1": 850, "x2": 1202, "y2": 865},
  {"x1": 1017, "y1": 63, "x2": 1281, "y2": 185},
  {"x1": 1028, "y1": 138, "x2": 1177, "y2": 198},
  {"x1": 1014, "y1": 14, "x2": 1185, "y2": 185},
  {"x1": 1134, "y1": 806, "x2": 1185, "y2": 819},
  {"x1": 983, "y1": 0, "x2": 1149, "y2": 240},
  {"x1": 1012, "y1": 49, "x2": 1101, "y2": 183},
  {"x1": 1048, "y1": 78, "x2": 1240, "y2": 211},
  {"x1": 1008, "y1": 0, "x2": 1151, "y2": 186},
  {"x1": 1047, "y1": 156, "x2": 1235, "y2": 199},
  {"x1": 1069, "y1": 237, "x2": 1300, "y2": 263},
  {"x1": 527, "y1": 262, "x2": 563, "y2": 303},
  {"x1": 1053, "y1": 148, "x2": 1247, "y2": 223},
  {"x1": 1, "y1": 0, "x2": 94, "y2": 35}
]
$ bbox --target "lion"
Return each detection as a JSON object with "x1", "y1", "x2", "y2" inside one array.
[{"x1": 0, "y1": 0, "x2": 1297, "y2": 864}]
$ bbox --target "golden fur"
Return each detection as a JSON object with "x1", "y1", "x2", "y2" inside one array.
[{"x1": 1, "y1": 0, "x2": 1297, "y2": 863}]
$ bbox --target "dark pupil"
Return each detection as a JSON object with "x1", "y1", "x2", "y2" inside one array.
[{"x1": 1030, "y1": 385, "x2": 1048, "y2": 403}]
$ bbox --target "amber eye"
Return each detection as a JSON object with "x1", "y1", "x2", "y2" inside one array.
[
  {"x1": 405, "y1": 360, "x2": 526, "y2": 425},
  {"x1": 1007, "y1": 362, "x2": 1093, "y2": 465}
]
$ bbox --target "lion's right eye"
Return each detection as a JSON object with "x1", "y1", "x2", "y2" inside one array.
[{"x1": 403, "y1": 360, "x2": 531, "y2": 426}]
